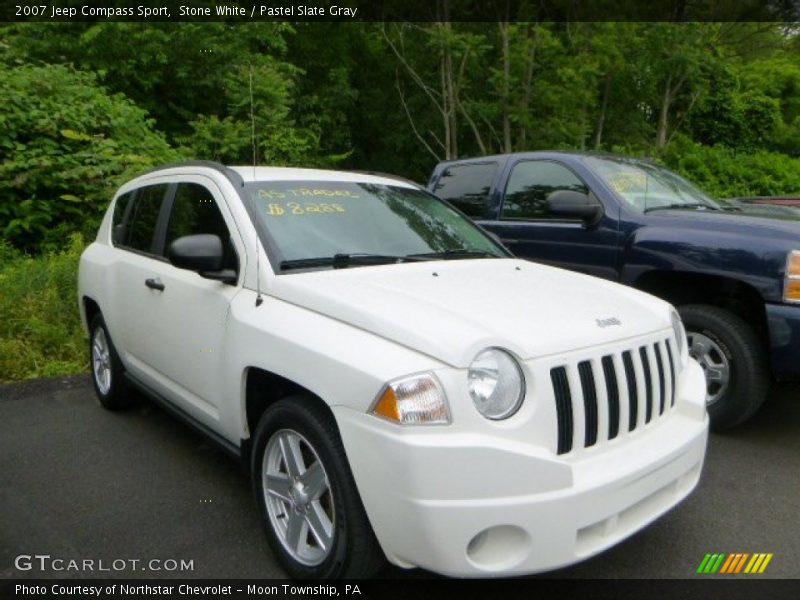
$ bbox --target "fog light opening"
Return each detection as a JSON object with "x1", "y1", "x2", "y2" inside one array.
[
  {"x1": 465, "y1": 525, "x2": 531, "y2": 571},
  {"x1": 467, "y1": 530, "x2": 489, "y2": 556}
]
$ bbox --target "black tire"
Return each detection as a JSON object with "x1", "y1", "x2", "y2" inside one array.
[
  {"x1": 251, "y1": 395, "x2": 385, "y2": 579},
  {"x1": 88, "y1": 314, "x2": 137, "y2": 410},
  {"x1": 678, "y1": 304, "x2": 769, "y2": 430}
]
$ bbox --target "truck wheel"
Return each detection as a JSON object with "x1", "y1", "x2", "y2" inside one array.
[
  {"x1": 88, "y1": 314, "x2": 137, "y2": 410},
  {"x1": 678, "y1": 304, "x2": 769, "y2": 430},
  {"x1": 252, "y1": 396, "x2": 385, "y2": 579}
]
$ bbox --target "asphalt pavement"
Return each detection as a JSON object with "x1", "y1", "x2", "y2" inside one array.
[{"x1": 1, "y1": 374, "x2": 798, "y2": 579}]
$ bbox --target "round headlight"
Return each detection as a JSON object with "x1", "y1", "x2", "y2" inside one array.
[{"x1": 468, "y1": 348, "x2": 525, "y2": 420}]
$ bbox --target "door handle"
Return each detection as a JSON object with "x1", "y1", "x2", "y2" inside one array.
[{"x1": 145, "y1": 278, "x2": 165, "y2": 291}]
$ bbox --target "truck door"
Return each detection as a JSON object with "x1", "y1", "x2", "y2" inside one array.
[{"x1": 483, "y1": 159, "x2": 620, "y2": 281}]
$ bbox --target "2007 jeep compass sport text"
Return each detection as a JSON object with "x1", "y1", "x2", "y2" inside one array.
[{"x1": 78, "y1": 162, "x2": 709, "y2": 578}]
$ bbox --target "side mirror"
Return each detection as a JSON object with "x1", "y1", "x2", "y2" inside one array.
[
  {"x1": 168, "y1": 234, "x2": 237, "y2": 284},
  {"x1": 547, "y1": 190, "x2": 604, "y2": 227}
]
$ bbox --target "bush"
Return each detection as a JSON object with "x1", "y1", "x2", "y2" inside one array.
[
  {"x1": 663, "y1": 136, "x2": 800, "y2": 199},
  {"x1": 0, "y1": 234, "x2": 86, "y2": 382},
  {"x1": 0, "y1": 63, "x2": 181, "y2": 253}
]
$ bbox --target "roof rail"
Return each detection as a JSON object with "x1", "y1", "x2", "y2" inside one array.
[
  {"x1": 347, "y1": 170, "x2": 424, "y2": 189},
  {"x1": 137, "y1": 160, "x2": 245, "y2": 187}
]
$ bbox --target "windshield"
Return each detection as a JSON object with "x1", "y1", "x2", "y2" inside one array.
[
  {"x1": 585, "y1": 157, "x2": 720, "y2": 213},
  {"x1": 246, "y1": 181, "x2": 506, "y2": 270}
]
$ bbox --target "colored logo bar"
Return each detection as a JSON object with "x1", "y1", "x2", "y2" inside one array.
[{"x1": 696, "y1": 553, "x2": 773, "y2": 574}]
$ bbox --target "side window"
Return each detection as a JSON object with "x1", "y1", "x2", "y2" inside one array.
[
  {"x1": 502, "y1": 161, "x2": 589, "y2": 220},
  {"x1": 433, "y1": 163, "x2": 497, "y2": 218},
  {"x1": 111, "y1": 192, "x2": 134, "y2": 245},
  {"x1": 124, "y1": 184, "x2": 169, "y2": 253},
  {"x1": 165, "y1": 183, "x2": 238, "y2": 271}
]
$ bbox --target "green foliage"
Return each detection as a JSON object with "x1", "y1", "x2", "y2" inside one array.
[
  {"x1": 0, "y1": 234, "x2": 86, "y2": 382},
  {"x1": 737, "y1": 55, "x2": 800, "y2": 156},
  {"x1": 179, "y1": 56, "x2": 329, "y2": 166},
  {"x1": 1, "y1": 22, "x2": 294, "y2": 139},
  {"x1": 0, "y1": 63, "x2": 181, "y2": 252},
  {"x1": 664, "y1": 136, "x2": 800, "y2": 199},
  {"x1": 1, "y1": 21, "x2": 800, "y2": 382}
]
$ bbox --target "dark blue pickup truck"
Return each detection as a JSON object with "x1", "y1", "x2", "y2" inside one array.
[{"x1": 428, "y1": 151, "x2": 800, "y2": 429}]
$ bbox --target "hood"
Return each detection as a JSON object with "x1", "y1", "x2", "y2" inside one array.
[
  {"x1": 271, "y1": 259, "x2": 672, "y2": 368},
  {"x1": 646, "y1": 208, "x2": 800, "y2": 243}
]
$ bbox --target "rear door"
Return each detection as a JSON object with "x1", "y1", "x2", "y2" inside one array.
[
  {"x1": 483, "y1": 159, "x2": 621, "y2": 281},
  {"x1": 112, "y1": 181, "x2": 173, "y2": 373},
  {"x1": 431, "y1": 161, "x2": 501, "y2": 223}
]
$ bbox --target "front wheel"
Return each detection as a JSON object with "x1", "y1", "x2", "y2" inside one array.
[
  {"x1": 678, "y1": 304, "x2": 769, "y2": 430},
  {"x1": 252, "y1": 396, "x2": 385, "y2": 579}
]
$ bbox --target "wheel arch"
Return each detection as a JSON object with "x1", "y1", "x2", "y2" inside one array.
[
  {"x1": 632, "y1": 270, "x2": 769, "y2": 347},
  {"x1": 82, "y1": 296, "x2": 102, "y2": 334},
  {"x1": 242, "y1": 366, "x2": 337, "y2": 464}
]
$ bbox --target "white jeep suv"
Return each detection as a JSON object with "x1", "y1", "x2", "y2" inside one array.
[{"x1": 78, "y1": 161, "x2": 709, "y2": 578}]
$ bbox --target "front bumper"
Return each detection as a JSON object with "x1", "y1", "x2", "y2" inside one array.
[
  {"x1": 766, "y1": 302, "x2": 800, "y2": 378},
  {"x1": 334, "y1": 360, "x2": 708, "y2": 577}
]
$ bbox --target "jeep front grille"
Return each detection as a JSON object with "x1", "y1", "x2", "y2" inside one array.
[{"x1": 551, "y1": 338, "x2": 678, "y2": 455}]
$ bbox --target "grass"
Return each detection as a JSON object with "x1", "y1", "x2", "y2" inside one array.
[{"x1": 0, "y1": 234, "x2": 87, "y2": 383}]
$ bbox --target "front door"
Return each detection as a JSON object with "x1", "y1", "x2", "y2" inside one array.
[
  {"x1": 116, "y1": 178, "x2": 243, "y2": 430},
  {"x1": 481, "y1": 159, "x2": 621, "y2": 281}
]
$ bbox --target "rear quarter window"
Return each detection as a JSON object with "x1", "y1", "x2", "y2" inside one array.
[
  {"x1": 111, "y1": 192, "x2": 134, "y2": 245},
  {"x1": 433, "y1": 163, "x2": 497, "y2": 218},
  {"x1": 117, "y1": 184, "x2": 169, "y2": 254}
]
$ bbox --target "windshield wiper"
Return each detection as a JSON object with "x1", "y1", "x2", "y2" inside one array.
[
  {"x1": 280, "y1": 253, "x2": 426, "y2": 271},
  {"x1": 406, "y1": 248, "x2": 501, "y2": 260},
  {"x1": 280, "y1": 249, "x2": 500, "y2": 271},
  {"x1": 644, "y1": 203, "x2": 718, "y2": 213}
]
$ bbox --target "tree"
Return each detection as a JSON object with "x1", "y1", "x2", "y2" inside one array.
[
  {"x1": 642, "y1": 23, "x2": 721, "y2": 150},
  {"x1": 1, "y1": 22, "x2": 295, "y2": 142},
  {"x1": 0, "y1": 64, "x2": 180, "y2": 252}
]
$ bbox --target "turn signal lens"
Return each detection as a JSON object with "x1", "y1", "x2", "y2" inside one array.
[
  {"x1": 785, "y1": 251, "x2": 800, "y2": 303},
  {"x1": 370, "y1": 374, "x2": 450, "y2": 425},
  {"x1": 788, "y1": 251, "x2": 800, "y2": 275},
  {"x1": 785, "y1": 279, "x2": 800, "y2": 303}
]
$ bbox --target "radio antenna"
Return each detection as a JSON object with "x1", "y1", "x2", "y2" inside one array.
[
  {"x1": 249, "y1": 64, "x2": 257, "y2": 180},
  {"x1": 250, "y1": 64, "x2": 264, "y2": 307}
]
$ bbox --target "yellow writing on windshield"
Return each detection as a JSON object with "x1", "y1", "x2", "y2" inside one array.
[
  {"x1": 608, "y1": 172, "x2": 647, "y2": 193},
  {"x1": 258, "y1": 188, "x2": 360, "y2": 200},
  {"x1": 265, "y1": 202, "x2": 347, "y2": 216}
]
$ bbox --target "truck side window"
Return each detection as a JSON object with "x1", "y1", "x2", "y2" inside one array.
[
  {"x1": 433, "y1": 163, "x2": 497, "y2": 218},
  {"x1": 165, "y1": 183, "x2": 238, "y2": 271},
  {"x1": 123, "y1": 184, "x2": 169, "y2": 253},
  {"x1": 503, "y1": 161, "x2": 589, "y2": 220}
]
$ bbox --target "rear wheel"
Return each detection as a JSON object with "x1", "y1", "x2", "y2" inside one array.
[
  {"x1": 252, "y1": 396, "x2": 384, "y2": 579},
  {"x1": 679, "y1": 304, "x2": 769, "y2": 430},
  {"x1": 88, "y1": 314, "x2": 136, "y2": 410}
]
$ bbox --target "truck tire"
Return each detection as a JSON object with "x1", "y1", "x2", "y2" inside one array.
[
  {"x1": 252, "y1": 396, "x2": 385, "y2": 579},
  {"x1": 88, "y1": 314, "x2": 137, "y2": 410},
  {"x1": 678, "y1": 304, "x2": 769, "y2": 430}
]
